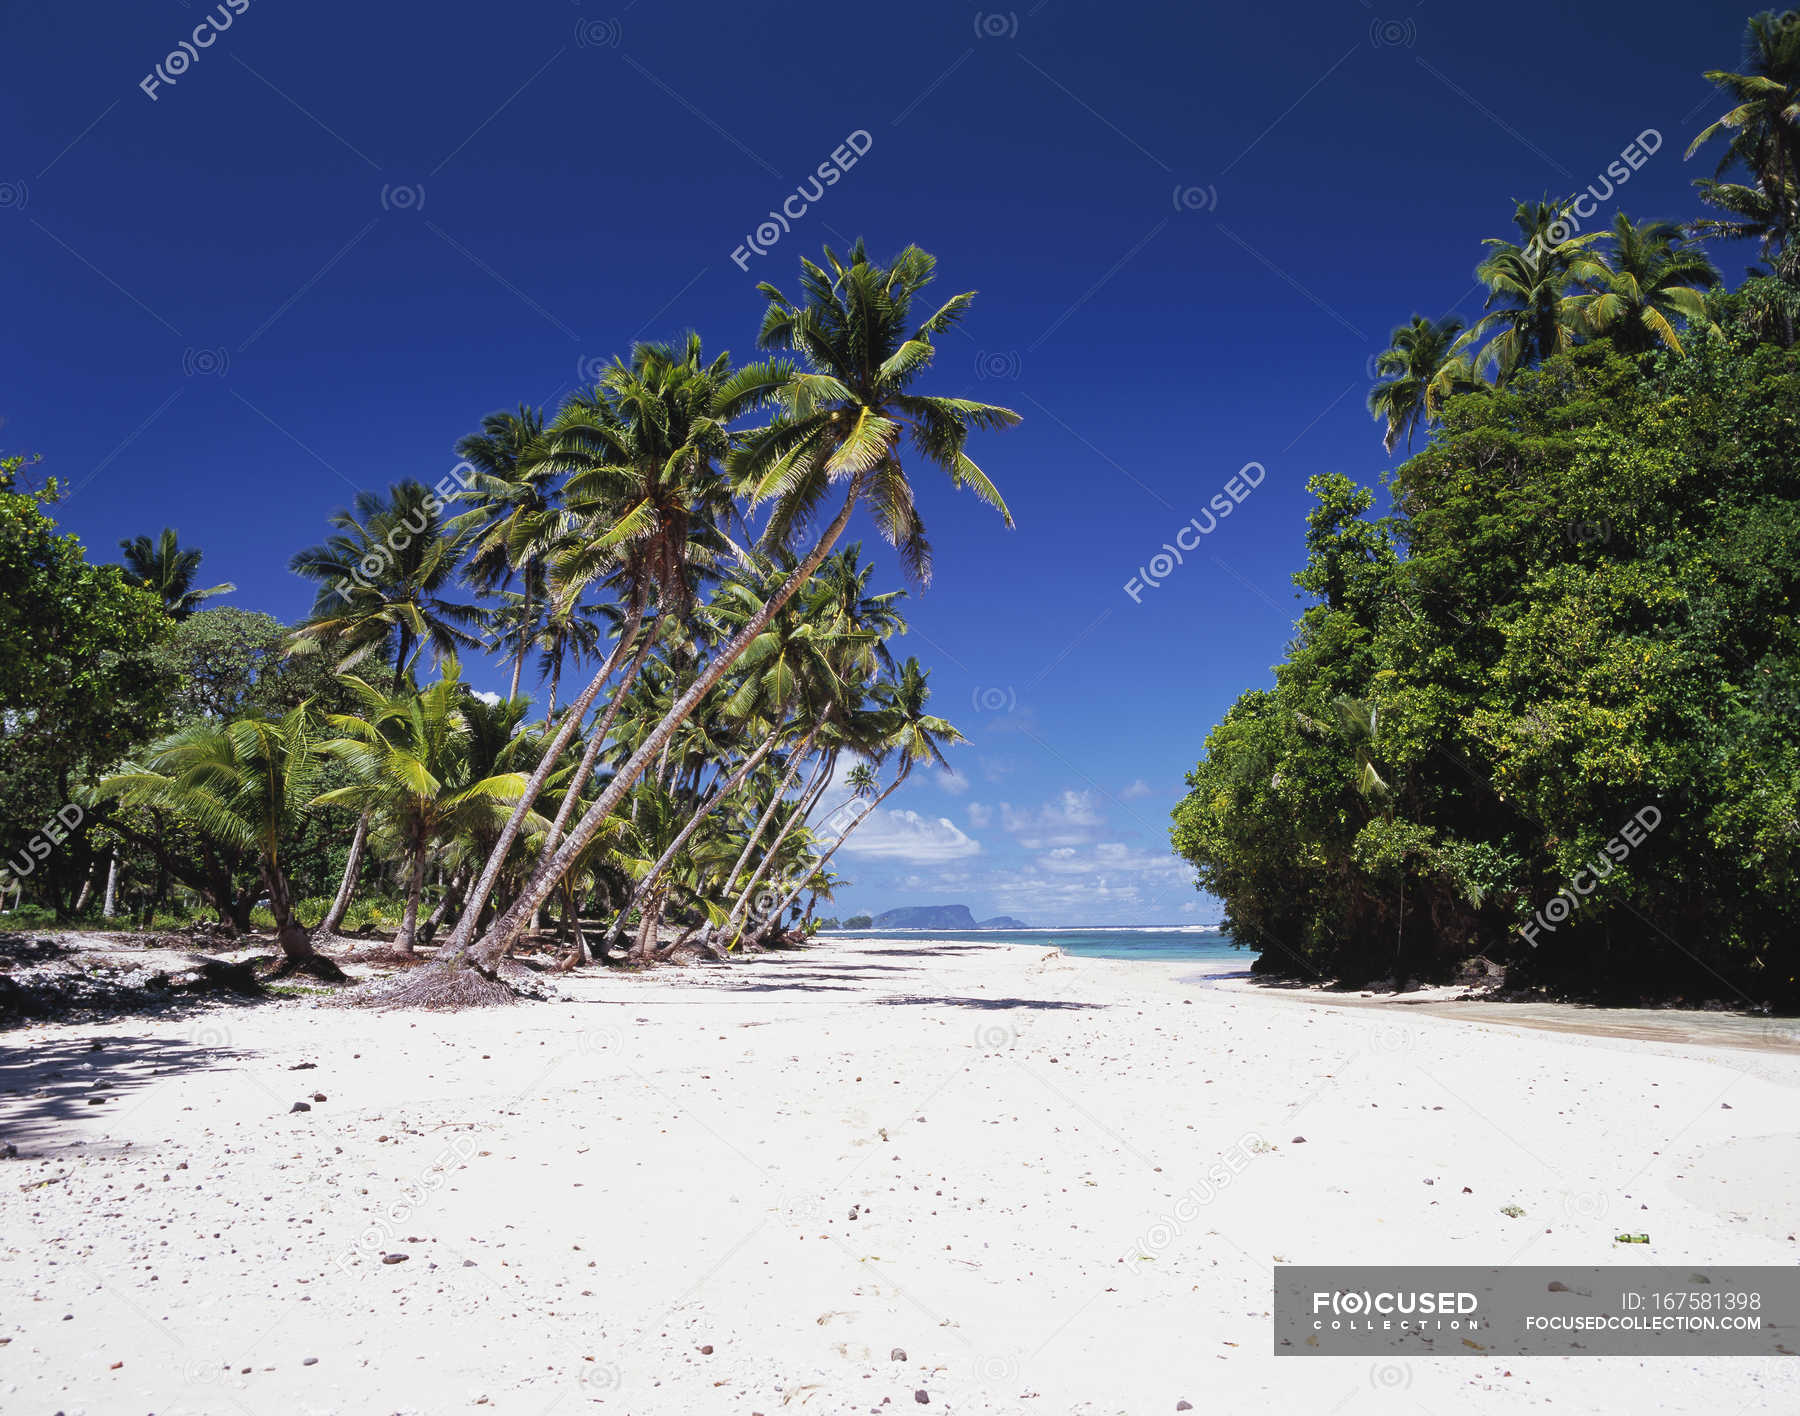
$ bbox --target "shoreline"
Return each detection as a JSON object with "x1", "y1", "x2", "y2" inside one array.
[{"x1": 3, "y1": 933, "x2": 1797, "y2": 1413}]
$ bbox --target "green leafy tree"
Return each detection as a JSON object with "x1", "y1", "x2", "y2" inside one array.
[{"x1": 1, "y1": 457, "x2": 170, "y2": 914}]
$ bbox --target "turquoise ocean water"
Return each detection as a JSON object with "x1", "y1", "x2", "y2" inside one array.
[{"x1": 818, "y1": 925, "x2": 1253, "y2": 965}]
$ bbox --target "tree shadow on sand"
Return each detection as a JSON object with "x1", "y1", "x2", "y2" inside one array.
[{"x1": 0, "y1": 1033, "x2": 248, "y2": 1159}]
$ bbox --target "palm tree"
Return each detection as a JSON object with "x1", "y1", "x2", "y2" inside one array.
[
  {"x1": 750, "y1": 657, "x2": 962, "y2": 942},
  {"x1": 603, "y1": 722, "x2": 781, "y2": 959},
  {"x1": 1366, "y1": 315, "x2": 1479, "y2": 453},
  {"x1": 118, "y1": 528, "x2": 234, "y2": 618},
  {"x1": 289, "y1": 481, "x2": 484, "y2": 694},
  {"x1": 435, "y1": 337, "x2": 746, "y2": 963},
  {"x1": 531, "y1": 594, "x2": 609, "y2": 720},
  {"x1": 1472, "y1": 198, "x2": 1610, "y2": 383},
  {"x1": 707, "y1": 562, "x2": 877, "y2": 942},
  {"x1": 1330, "y1": 694, "x2": 1391, "y2": 805},
  {"x1": 408, "y1": 243, "x2": 1019, "y2": 1000},
  {"x1": 480, "y1": 590, "x2": 548, "y2": 698},
  {"x1": 1572, "y1": 215, "x2": 1720, "y2": 355},
  {"x1": 290, "y1": 481, "x2": 483, "y2": 936},
  {"x1": 449, "y1": 405, "x2": 562, "y2": 697},
  {"x1": 100, "y1": 707, "x2": 344, "y2": 979},
  {"x1": 1687, "y1": 12, "x2": 1800, "y2": 275},
  {"x1": 315, "y1": 663, "x2": 533, "y2": 953}
]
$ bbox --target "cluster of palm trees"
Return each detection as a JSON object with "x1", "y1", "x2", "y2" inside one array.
[
  {"x1": 100, "y1": 241, "x2": 1018, "y2": 999},
  {"x1": 1369, "y1": 11, "x2": 1800, "y2": 452}
]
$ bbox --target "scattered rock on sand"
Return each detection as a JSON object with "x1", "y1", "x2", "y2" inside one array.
[
  {"x1": 289, "y1": 1102, "x2": 311, "y2": 1113},
  {"x1": 890, "y1": 1347, "x2": 907, "y2": 1362}
]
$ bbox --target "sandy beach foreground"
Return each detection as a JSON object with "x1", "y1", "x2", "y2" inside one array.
[{"x1": 3, "y1": 937, "x2": 1797, "y2": 1415}]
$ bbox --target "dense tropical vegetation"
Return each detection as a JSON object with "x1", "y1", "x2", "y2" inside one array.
[
  {"x1": 0, "y1": 242, "x2": 1018, "y2": 1007},
  {"x1": 1176, "y1": 12, "x2": 1800, "y2": 1006}
]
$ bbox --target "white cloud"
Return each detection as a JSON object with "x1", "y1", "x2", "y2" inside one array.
[
  {"x1": 472, "y1": 689, "x2": 502, "y2": 706},
  {"x1": 837, "y1": 808, "x2": 981, "y2": 863},
  {"x1": 1036, "y1": 842, "x2": 1188, "y2": 880},
  {"x1": 937, "y1": 771, "x2": 970, "y2": 796},
  {"x1": 1002, "y1": 790, "x2": 1104, "y2": 848},
  {"x1": 1120, "y1": 779, "x2": 1153, "y2": 800},
  {"x1": 966, "y1": 801, "x2": 993, "y2": 828}
]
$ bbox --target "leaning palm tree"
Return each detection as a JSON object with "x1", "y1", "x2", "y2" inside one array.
[
  {"x1": 1572, "y1": 215, "x2": 1720, "y2": 355},
  {"x1": 1366, "y1": 315, "x2": 1479, "y2": 453},
  {"x1": 1471, "y1": 198, "x2": 1610, "y2": 383},
  {"x1": 398, "y1": 242, "x2": 1019, "y2": 1005},
  {"x1": 749, "y1": 657, "x2": 962, "y2": 942},
  {"x1": 99, "y1": 706, "x2": 344, "y2": 979},
  {"x1": 433, "y1": 337, "x2": 744, "y2": 965},
  {"x1": 315, "y1": 662, "x2": 534, "y2": 954},
  {"x1": 118, "y1": 528, "x2": 234, "y2": 618},
  {"x1": 1687, "y1": 12, "x2": 1800, "y2": 274}
]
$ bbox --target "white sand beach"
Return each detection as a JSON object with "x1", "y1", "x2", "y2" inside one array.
[{"x1": 3, "y1": 937, "x2": 1797, "y2": 1415}]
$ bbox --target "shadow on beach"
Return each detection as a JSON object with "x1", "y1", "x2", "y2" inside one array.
[{"x1": 0, "y1": 1032, "x2": 247, "y2": 1158}]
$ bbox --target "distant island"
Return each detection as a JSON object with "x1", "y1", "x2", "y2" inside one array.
[{"x1": 868, "y1": 905, "x2": 1029, "y2": 930}]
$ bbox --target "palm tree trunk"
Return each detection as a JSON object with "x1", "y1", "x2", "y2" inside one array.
[
  {"x1": 101, "y1": 851, "x2": 119, "y2": 918},
  {"x1": 793, "y1": 748, "x2": 837, "y2": 822},
  {"x1": 393, "y1": 831, "x2": 428, "y2": 954},
  {"x1": 318, "y1": 811, "x2": 370, "y2": 937},
  {"x1": 392, "y1": 628, "x2": 413, "y2": 696},
  {"x1": 605, "y1": 731, "x2": 780, "y2": 952},
  {"x1": 727, "y1": 746, "x2": 832, "y2": 943},
  {"x1": 752, "y1": 763, "x2": 910, "y2": 942},
  {"x1": 438, "y1": 605, "x2": 644, "y2": 957},
  {"x1": 263, "y1": 857, "x2": 346, "y2": 981},
  {"x1": 718, "y1": 720, "x2": 817, "y2": 905},
  {"x1": 510, "y1": 583, "x2": 532, "y2": 699},
  {"x1": 543, "y1": 620, "x2": 659, "y2": 854},
  {"x1": 442, "y1": 470, "x2": 872, "y2": 980},
  {"x1": 420, "y1": 868, "x2": 463, "y2": 944}
]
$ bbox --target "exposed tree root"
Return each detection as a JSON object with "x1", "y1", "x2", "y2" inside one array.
[
  {"x1": 345, "y1": 959, "x2": 521, "y2": 1010},
  {"x1": 268, "y1": 952, "x2": 350, "y2": 984}
]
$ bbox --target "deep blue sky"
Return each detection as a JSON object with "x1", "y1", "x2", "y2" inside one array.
[{"x1": 1, "y1": 0, "x2": 1756, "y2": 923}]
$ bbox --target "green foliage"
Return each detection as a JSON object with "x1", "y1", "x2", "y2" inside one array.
[
  {"x1": 1175, "y1": 334, "x2": 1800, "y2": 1003},
  {"x1": 145, "y1": 607, "x2": 351, "y2": 723},
  {"x1": 117, "y1": 527, "x2": 234, "y2": 618},
  {"x1": 0, "y1": 456, "x2": 172, "y2": 912},
  {"x1": 843, "y1": 914, "x2": 873, "y2": 929}
]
